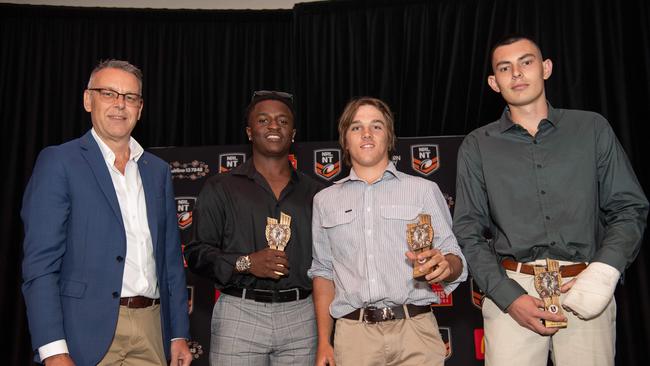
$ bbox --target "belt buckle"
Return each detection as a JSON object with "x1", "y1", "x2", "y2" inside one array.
[
  {"x1": 381, "y1": 307, "x2": 395, "y2": 321},
  {"x1": 363, "y1": 306, "x2": 395, "y2": 323}
]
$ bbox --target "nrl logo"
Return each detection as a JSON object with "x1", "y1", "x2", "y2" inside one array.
[
  {"x1": 219, "y1": 153, "x2": 246, "y2": 173},
  {"x1": 411, "y1": 144, "x2": 439, "y2": 176},
  {"x1": 176, "y1": 196, "x2": 196, "y2": 230},
  {"x1": 314, "y1": 149, "x2": 341, "y2": 180}
]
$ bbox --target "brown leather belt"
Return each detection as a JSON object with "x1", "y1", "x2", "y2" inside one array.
[
  {"x1": 341, "y1": 304, "x2": 431, "y2": 323},
  {"x1": 502, "y1": 259, "x2": 587, "y2": 277},
  {"x1": 120, "y1": 296, "x2": 160, "y2": 308},
  {"x1": 221, "y1": 287, "x2": 312, "y2": 303}
]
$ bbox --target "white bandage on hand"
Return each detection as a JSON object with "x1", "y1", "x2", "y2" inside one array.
[{"x1": 563, "y1": 262, "x2": 620, "y2": 320}]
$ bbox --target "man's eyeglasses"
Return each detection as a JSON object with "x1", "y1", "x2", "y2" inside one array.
[
  {"x1": 252, "y1": 90, "x2": 293, "y2": 102},
  {"x1": 88, "y1": 88, "x2": 143, "y2": 107}
]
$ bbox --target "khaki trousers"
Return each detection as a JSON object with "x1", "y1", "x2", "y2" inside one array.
[
  {"x1": 334, "y1": 311, "x2": 446, "y2": 366},
  {"x1": 483, "y1": 270, "x2": 616, "y2": 366},
  {"x1": 97, "y1": 304, "x2": 166, "y2": 366}
]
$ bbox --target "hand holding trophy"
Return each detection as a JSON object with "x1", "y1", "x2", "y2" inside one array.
[
  {"x1": 534, "y1": 259, "x2": 568, "y2": 328},
  {"x1": 265, "y1": 212, "x2": 292, "y2": 276},
  {"x1": 407, "y1": 214, "x2": 435, "y2": 278}
]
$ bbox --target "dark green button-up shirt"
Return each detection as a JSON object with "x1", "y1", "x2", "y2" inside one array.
[{"x1": 453, "y1": 105, "x2": 648, "y2": 311}]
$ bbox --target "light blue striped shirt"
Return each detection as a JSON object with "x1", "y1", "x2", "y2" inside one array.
[{"x1": 308, "y1": 162, "x2": 467, "y2": 318}]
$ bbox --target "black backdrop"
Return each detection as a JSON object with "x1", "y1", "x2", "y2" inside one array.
[{"x1": 1, "y1": 0, "x2": 649, "y2": 364}]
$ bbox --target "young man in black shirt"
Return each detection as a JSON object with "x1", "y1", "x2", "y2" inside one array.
[{"x1": 185, "y1": 91, "x2": 322, "y2": 365}]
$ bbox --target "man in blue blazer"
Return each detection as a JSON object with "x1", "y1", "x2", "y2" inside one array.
[{"x1": 21, "y1": 60, "x2": 192, "y2": 366}]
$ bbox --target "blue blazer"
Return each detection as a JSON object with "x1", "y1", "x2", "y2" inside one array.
[{"x1": 21, "y1": 130, "x2": 190, "y2": 365}]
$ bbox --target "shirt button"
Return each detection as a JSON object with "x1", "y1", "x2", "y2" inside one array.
[
  {"x1": 367, "y1": 207, "x2": 371, "y2": 212},
  {"x1": 545, "y1": 216, "x2": 551, "y2": 220},
  {"x1": 112, "y1": 291, "x2": 119, "y2": 298},
  {"x1": 536, "y1": 164, "x2": 542, "y2": 168},
  {"x1": 533, "y1": 140, "x2": 538, "y2": 144},
  {"x1": 540, "y1": 190, "x2": 546, "y2": 195},
  {"x1": 116, "y1": 256, "x2": 124, "y2": 262},
  {"x1": 367, "y1": 230, "x2": 372, "y2": 236}
]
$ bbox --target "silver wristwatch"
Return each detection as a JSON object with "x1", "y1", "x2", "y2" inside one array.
[{"x1": 235, "y1": 255, "x2": 252, "y2": 273}]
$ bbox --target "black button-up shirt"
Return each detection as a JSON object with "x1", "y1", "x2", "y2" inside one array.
[
  {"x1": 185, "y1": 159, "x2": 323, "y2": 291},
  {"x1": 453, "y1": 105, "x2": 648, "y2": 311}
]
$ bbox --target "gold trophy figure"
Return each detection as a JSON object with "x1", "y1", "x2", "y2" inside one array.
[
  {"x1": 533, "y1": 259, "x2": 568, "y2": 328},
  {"x1": 407, "y1": 214, "x2": 435, "y2": 279},
  {"x1": 265, "y1": 212, "x2": 292, "y2": 276}
]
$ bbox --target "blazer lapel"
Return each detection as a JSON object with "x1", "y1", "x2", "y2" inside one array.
[
  {"x1": 138, "y1": 155, "x2": 160, "y2": 254},
  {"x1": 79, "y1": 131, "x2": 124, "y2": 227}
]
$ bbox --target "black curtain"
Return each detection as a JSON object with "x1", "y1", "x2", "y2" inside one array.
[{"x1": 2, "y1": 0, "x2": 648, "y2": 364}]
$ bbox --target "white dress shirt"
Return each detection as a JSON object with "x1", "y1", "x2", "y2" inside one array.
[{"x1": 39, "y1": 129, "x2": 159, "y2": 361}]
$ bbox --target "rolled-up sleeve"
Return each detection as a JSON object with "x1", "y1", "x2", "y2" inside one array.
[{"x1": 308, "y1": 192, "x2": 334, "y2": 281}]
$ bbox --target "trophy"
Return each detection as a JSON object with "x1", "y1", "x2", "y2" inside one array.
[
  {"x1": 265, "y1": 212, "x2": 292, "y2": 276},
  {"x1": 533, "y1": 259, "x2": 568, "y2": 328},
  {"x1": 407, "y1": 214, "x2": 435, "y2": 279}
]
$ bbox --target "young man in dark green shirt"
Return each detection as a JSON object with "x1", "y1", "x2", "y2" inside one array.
[{"x1": 453, "y1": 35, "x2": 648, "y2": 366}]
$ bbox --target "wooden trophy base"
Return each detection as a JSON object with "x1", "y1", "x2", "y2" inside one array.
[
  {"x1": 534, "y1": 259, "x2": 567, "y2": 328},
  {"x1": 543, "y1": 297, "x2": 567, "y2": 328}
]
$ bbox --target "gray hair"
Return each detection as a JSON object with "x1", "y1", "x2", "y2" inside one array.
[{"x1": 87, "y1": 59, "x2": 143, "y2": 92}]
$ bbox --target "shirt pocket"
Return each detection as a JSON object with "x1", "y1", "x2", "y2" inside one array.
[
  {"x1": 321, "y1": 209, "x2": 359, "y2": 257},
  {"x1": 379, "y1": 204, "x2": 422, "y2": 221},
  {"x1": 322, "y1": 210, "x2": 357, "y2": 228}
]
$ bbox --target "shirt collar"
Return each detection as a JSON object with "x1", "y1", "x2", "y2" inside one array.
[
  {"x1": 497, "y1": 102, "x2": 559, "y2": 133},
  {"x1": 91, "y1": 128, "x2": 144, "y2": 166},
  {"x1": 335, "y1": 161, "x2": 400, "y2": 184},
  {"x1": 232, "y1": 158, "x2": 300, "y2": 182}
]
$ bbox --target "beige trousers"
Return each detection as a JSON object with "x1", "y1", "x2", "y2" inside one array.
[
  {"x1": 97, "y1": 304, "x2": 167, "y2": 366},
  {"x1": 334, "y1": 311, "x2": 446, "y2": 366},
  {"x1": 483, "y1": 270, "x2": 616, "y2": 366}
]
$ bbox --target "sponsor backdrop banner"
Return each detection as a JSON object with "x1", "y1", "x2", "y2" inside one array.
[{"x1": 150, "y1": 136, "x2": 486, "y2": 365}]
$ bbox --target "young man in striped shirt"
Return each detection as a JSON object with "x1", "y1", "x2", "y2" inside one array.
[{"x1": 309, "y1": 96, "x2": 467, "y2": 366}]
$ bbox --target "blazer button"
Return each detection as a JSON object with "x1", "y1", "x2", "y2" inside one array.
[
  {"x1": 112, "y1": 292, "x2": 119, "y2": 298},
  {"x1": 116, "y1": 256, "x2": 124, "y2": 262}
]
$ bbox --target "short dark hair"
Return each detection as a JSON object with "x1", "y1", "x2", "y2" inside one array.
[
  {"x1": 337, "y1": 97, "x2": 396, "y2": 166},
  {"x1": 88, "y1": 59, "x2": 143, "y2": 92},
  {"x1": 489, "y1": 34, "x2": 542, "y2": 70},
  {"x1": 244, "y1": 90, "x2": 295, "y2": 125}
]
